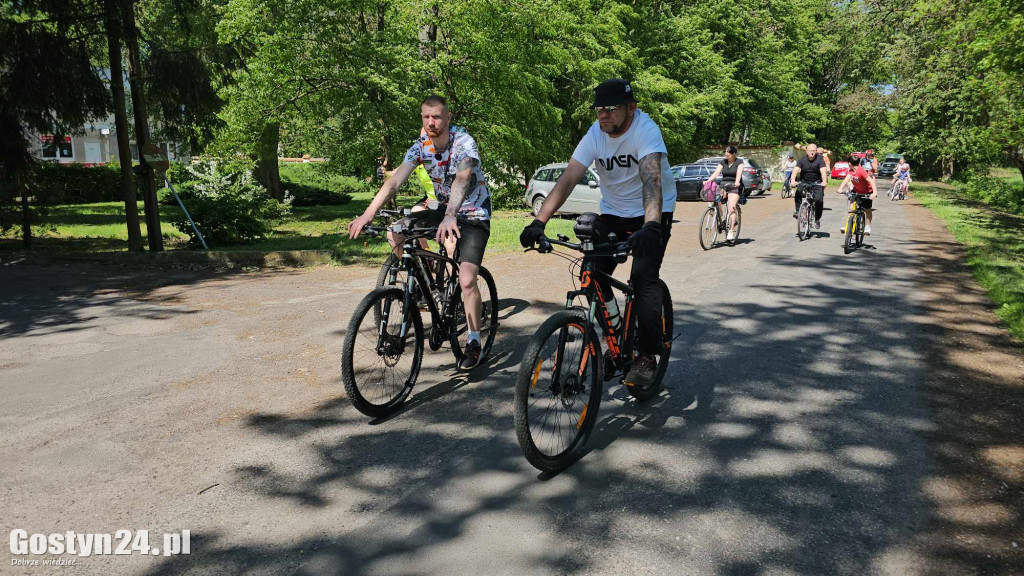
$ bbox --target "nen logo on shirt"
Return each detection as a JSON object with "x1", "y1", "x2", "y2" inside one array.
[{"x1": 597, "y1": 154, "x2": 639, "y2": 170}]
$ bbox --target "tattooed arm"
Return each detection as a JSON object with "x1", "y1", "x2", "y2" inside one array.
[
  {"x1": 436, "y1": 156, "x2": 478, "y2": 243},
  {"x1": 639, "y1": 152, "x2": 664, "y2": 223}
]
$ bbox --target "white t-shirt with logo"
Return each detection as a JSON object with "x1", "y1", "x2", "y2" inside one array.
[
  {"x1": 571, "y1": 110, "x2": 676, "y2": 218},
  {"x1": 402, "y1": 126, "x2": 490, "y2": 220}
]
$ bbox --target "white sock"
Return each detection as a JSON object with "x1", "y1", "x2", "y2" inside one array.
[{"x1": 468, "y1": 331, "x2": 481, "y2": 344}]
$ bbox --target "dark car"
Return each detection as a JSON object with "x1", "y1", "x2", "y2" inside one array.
[
  {"x1": 878, "y1": 154, "x2": 902, "y2": 178},
  {"x1": 671, "y1": 164, "x2": 712, "y2": 200},
  {"x1": 695, "y1": 156, "x2": 772, "y2": 194}
]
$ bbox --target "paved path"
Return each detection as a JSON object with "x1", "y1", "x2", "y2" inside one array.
[{"x1": 2, "y1": 190, "x2": 1021, "y2": 575}]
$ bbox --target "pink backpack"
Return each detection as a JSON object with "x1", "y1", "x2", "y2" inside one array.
[{"x1": 701, "y1": 180, "x2": 719, "y2": 202}]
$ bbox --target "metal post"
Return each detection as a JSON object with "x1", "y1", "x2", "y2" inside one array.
[{"x1": 164, "y1": 176, "x2": 208, "y2": 251}]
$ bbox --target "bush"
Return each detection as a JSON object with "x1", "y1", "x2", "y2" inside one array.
[
  {"x1": 489, "y1": 184, "x2": 524, "y2": 211},
  {"x1": 167, "y1": 161, "x2": 290, "y2": 248},
  {"x1": 31, "y1": 162, "x2": 128, "y2": 205},
  {"x1": 280, "y1": 181, "x2": 352, "y2": 206},
  {"x1": 960, "y1": 176, "x2": 1024, "y2": 215},
  {"x1": 280, "y1": 162, "x2": 372, "y2": 194}
]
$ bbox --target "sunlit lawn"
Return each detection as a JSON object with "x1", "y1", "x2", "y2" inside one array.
[
  {"x1": 914, "y1": 182, "x2": 1024, "y2": 341},
  {"x1": 1, "y1": 191, "x2": 577, "y2": 265}
]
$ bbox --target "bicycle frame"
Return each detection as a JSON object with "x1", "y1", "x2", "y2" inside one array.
[
  {"x1": 566, "y1": 254, "x2": 637, "y2": 376},
  {"x1": 378, "y1": 234, "x2": 460, "y2": 345}
]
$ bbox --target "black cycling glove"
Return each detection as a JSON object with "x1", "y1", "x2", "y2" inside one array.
[
  {"x1": 627, "y1": 221, "x2": 663, "y2": 258},
  {"x1": 520, "y1": 218, "x2": 546, "y2": 248}
]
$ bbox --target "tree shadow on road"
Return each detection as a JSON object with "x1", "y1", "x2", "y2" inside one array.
[{"x1": 138, "y1": 234, "x2": 1023, "y2": 575}]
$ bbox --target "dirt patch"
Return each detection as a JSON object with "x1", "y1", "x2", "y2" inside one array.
[{"x1": 903, "y1": 193, "x2": 1024, "y2": 574}]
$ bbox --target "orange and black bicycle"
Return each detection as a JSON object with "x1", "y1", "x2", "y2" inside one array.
[{"x1": 513, "y1": 226, "x2": 674, "y2": 473}]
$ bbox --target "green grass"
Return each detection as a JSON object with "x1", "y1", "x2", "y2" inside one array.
[
  {"x1": 1, "y1": 190, "x2": 577, "y2": 265},
  {"x1": 913, "y1": 182, "x2": 1024, "y2": 341},
  {"x1": 989, "y1": 166, "x2": 1024, "y2": 185}
]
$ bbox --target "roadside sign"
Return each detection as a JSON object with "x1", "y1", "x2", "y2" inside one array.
[{"x1": 140, "y1": 143, "x2": 170, "y2": 173}]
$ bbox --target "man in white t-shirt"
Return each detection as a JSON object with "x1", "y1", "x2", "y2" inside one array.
[{"x1": 520, "y1": 78, "x2": 675, "y2": 389}]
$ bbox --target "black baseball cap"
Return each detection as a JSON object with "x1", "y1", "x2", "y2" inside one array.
[{"x1": 592, "y1": 78, "x2": 637, "y2": 108}]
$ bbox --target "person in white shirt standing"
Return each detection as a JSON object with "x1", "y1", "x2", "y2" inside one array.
[{"x1": 520, "y1": 78, "x2": 675, "y2": 388}]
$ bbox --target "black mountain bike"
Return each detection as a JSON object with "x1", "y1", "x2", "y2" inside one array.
[
  {"x1": 341, "y1": 209, "x2": 499, "y2": 418},
  {"x1": 514, "y1": 227, "x2": 674, "y2": 473},
  {"x1": 843, "y1": 192, "x2": 869, "y2": 254}
]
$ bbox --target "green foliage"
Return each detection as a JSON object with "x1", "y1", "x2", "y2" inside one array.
[
  {"x1": 31, "y1": 163, "x2": 133, "y2": 205},
  {"x1": 960, "y1": 177, "x2": 1024, "y2": 216},
  {"x1": 167, "y1": 161, "x2": 290, "y2": 247}
]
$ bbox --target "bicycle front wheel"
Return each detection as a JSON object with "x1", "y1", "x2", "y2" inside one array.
[
  {"x1": 843, "y1": 213, "x2": 856, "y2": 254},
  {"x1": 448, "y1": 265, "x2": 499, "y2": 366},
  {"x1": 856, "y1": 212, "x2": 866, "y2": 247},
  {"x1": 514, "y1": 310, "x2": 603, "y2": 473},
  {"x1": 699, "y1": 207, "x2": 718, "y2": 250},
  {"x1": 797, "y1": 203, "x2": 811, "y2": 240},
  {"x1": 627, "y1": 279, "x2": 673, "y2": 402},
  {"x1": 342, "y1": 287, "x2": 424, "y2": 418}
]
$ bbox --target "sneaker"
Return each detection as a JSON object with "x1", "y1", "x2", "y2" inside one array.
[
  {"x1": 792, "y1": 211, "x2": 798, "y2": 219},
  {"x1": 625, "y1": 354, "x2": 657, "y2": 389},
  {"x1": 459, "y1": 339, "x2": 482, "y2": 370},
  {"x1": 814, "y1": 220, "x2": 821, "y2": 229},
  {"x1": 865, "y1": 226, "x2": 871, "y2": 235},
  {"x1": 726, "y1": 230, "x2": 736, "y2": 241}
]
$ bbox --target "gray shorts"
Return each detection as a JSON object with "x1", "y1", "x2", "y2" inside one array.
[{"x1": 455, "y1": 219, "x2": 490, "y2": 266}]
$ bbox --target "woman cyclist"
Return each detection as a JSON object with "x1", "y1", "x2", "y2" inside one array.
[{"x1": 703, "y1": 145, "x2": 744, "y2": 242}]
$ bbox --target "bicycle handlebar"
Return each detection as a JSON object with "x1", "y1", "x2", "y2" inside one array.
[{"x1": 531, "y1": 234, "x2": 631, "y2": 260}]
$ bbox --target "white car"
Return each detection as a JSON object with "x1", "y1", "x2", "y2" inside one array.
[{"x1": 524, "y1": 162, "x2": 602, "y2": 216}]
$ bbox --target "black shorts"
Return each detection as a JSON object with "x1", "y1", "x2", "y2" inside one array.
[
  {"x1": 455, "y1": 219, "x2": 490, "y2": 267},
  {"x1": 855, "y1": 196, "x2": 873, "y2": 210}
]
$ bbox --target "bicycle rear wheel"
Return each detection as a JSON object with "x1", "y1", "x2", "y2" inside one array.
[
  {"x1": 626, "y1": 279, "x2": 673, "y2": 402},
  {"x1": 699, "y1": 206, "x2": 718, "y2": 250},
  {"x1": 730, "y1": 206, "x2": 742, "y2": 244},
  {"x1": 448, "y1": 265, "x2": 499, "y2": 366},
  {"x1": 342, "y1": 287, "x2": 424, "y2": 418},
  {"x1": 514, "y1": 310, "x2": 603, "y2": 473}
]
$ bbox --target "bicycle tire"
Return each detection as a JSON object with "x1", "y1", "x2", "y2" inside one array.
[
  {"x1": 514, "y1": 310, "x2": 603, "y2": 473},
  {"x1": 730, "y1": 206, "x2": 742, "y2": 244},
  {"x1": 843, "y1": 213, "x2": 856, "y2": 254},
  {"x1": 342, "y1": 286, "x2": 424, "y2": 418},
  {"x1": 448, "y1": 265, "x2": 499, "y2": 367},
  {"x1": 699, "y1": 206, "x2": 718, "y2": 250},
  {"x1": 856, "y1": 212, "x2": 866, "y2": 247},
  {"x1": 626, "y1": 279, "x2": 673, "y2": 402},
  {"x1": 797, "y1": 202, "x2": 811, "y2": 240}
]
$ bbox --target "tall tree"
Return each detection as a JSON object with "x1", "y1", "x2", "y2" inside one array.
[
  {"x1": 123, "y1": 0, "x2": 162, "y2": 250},
  {"x1": 0, "y1": 0, "x2": 112, "y2": 246}
]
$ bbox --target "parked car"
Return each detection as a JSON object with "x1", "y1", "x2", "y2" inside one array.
[
  {"x1": 671, "y1": 163, "x2": 712, "y2": 200},
  {"x1": 694, "y1": 156, "x2": 772, "y2": 194},
  {"x1": 524, "y1": 163, "x2": 601, "y2": 216},
  {"x1": 831, "y1": 161, "x2": 851, "y2": 180},
  {"x1": 878, "y1": 154, "x2": 902, "y2": 178}
]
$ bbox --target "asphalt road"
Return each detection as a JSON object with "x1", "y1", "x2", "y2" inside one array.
[{"x1": 2, "y1": 189, "x2": 1021, "y2": 575}]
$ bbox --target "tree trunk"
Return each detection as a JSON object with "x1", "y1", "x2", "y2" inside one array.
[
  {"x1": 17, "y1": 168, "x2": 30, "y2": 248},
  {"x1": 1011, "y1": 148, "x2": 1024, "y2": 183},
  {"x1": 254, "y1": 122, "x2": 282, "y2": 200},
  {"x1": 419, "y1": 4, "x2": 438, "y2": 59},
  {"x1": 105, "y1": 0, "x2": 143, "y2": 252},
  {"x1": 122, "y1": 0, "x2": 162, "y2": 251}
]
